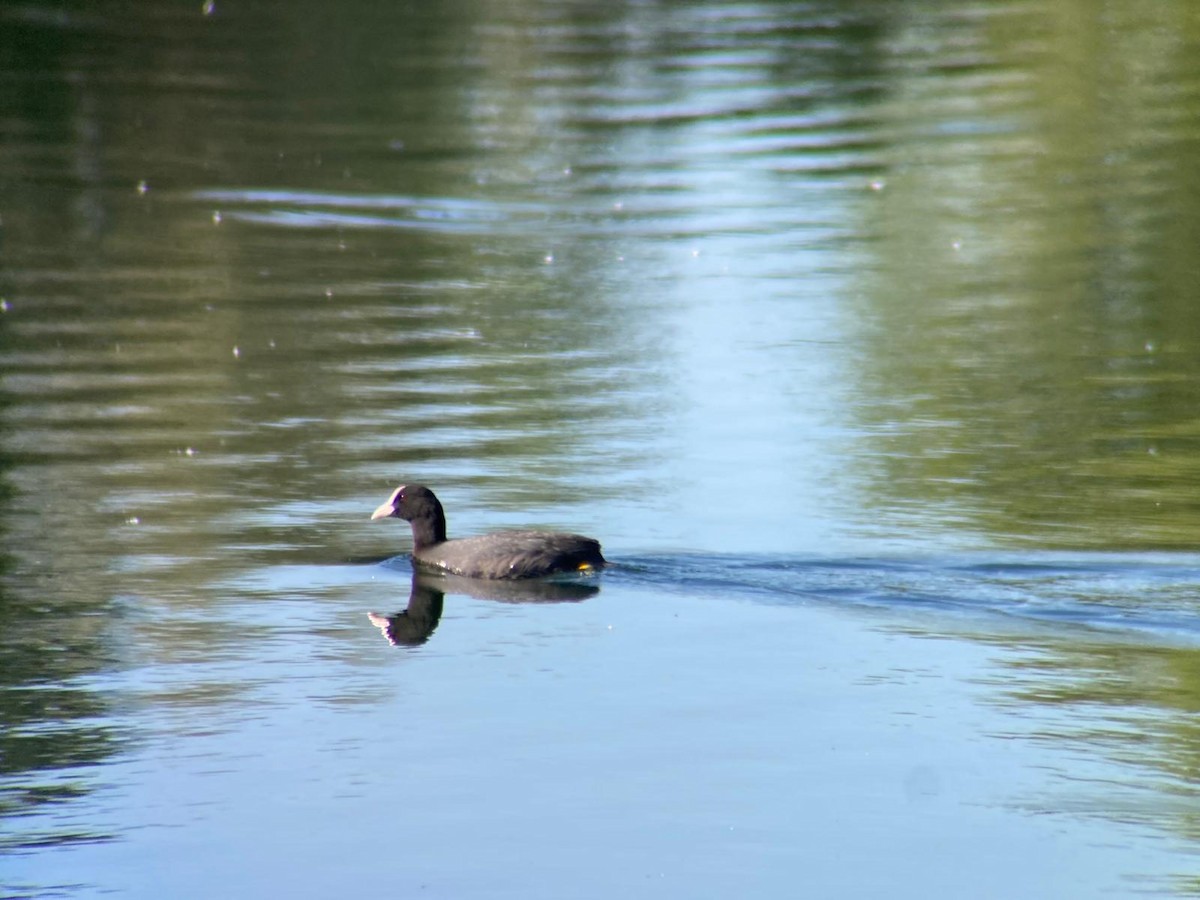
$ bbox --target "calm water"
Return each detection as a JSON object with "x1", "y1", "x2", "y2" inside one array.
[{"x1": 4, "y1": 0, "x2": 1200, "y2": 896}]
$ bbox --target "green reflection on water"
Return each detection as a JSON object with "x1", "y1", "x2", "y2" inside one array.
[
  {"x1": 848, "y1": 0, "x2": 1200, "y2": 549},
  {"x1": 988, "y1": 634, "x2": 1200, "y2": 852}
]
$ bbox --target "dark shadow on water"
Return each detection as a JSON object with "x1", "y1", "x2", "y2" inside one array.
[{"x1": 367, "y1": 566, "x2": 601, "y2": 647}]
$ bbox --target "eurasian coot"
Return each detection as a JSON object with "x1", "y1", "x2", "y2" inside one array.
[{"x1": 371, "y1": 484, "x2": 606, "y2": 580}]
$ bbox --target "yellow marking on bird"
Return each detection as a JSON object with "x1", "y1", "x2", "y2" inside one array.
[{"x1": 577, "y1": 562, "x2": 593, "y2": 571}]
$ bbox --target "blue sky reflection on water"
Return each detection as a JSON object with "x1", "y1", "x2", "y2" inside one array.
[{"x1": 6, "y1": 573, "x2": 1196, "y2": 900}]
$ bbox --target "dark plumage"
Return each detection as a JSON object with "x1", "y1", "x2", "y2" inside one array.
[{"x1": 371, "y1": 484, "x2": 606, "y2": 580}]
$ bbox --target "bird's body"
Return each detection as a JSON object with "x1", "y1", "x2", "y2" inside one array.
[{"x1": 371, "y1": 484, "x2": 605, "y2": 580}]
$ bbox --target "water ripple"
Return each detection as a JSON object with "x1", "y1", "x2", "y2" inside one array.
[{"x1": 616, "y1": 551, "x2": 1200, "y2": 643}]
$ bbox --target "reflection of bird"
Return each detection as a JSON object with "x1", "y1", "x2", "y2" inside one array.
[
  {"x1": 417, "y1": 569, "x2": 601, "y2": 604},
  {"x1": 367, "y1": 577, "x2": 444, "y2": 646},
  {"x1": 371, "y1": 484, "x2": 606, "y2": 579},
  {"x1": 367, "y1": 568, "x2": 600, "y2": 648}
]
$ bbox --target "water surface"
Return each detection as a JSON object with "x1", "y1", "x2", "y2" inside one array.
[{"x1": 3, "y1": 1, "x2": 1200, "y2": 896}]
